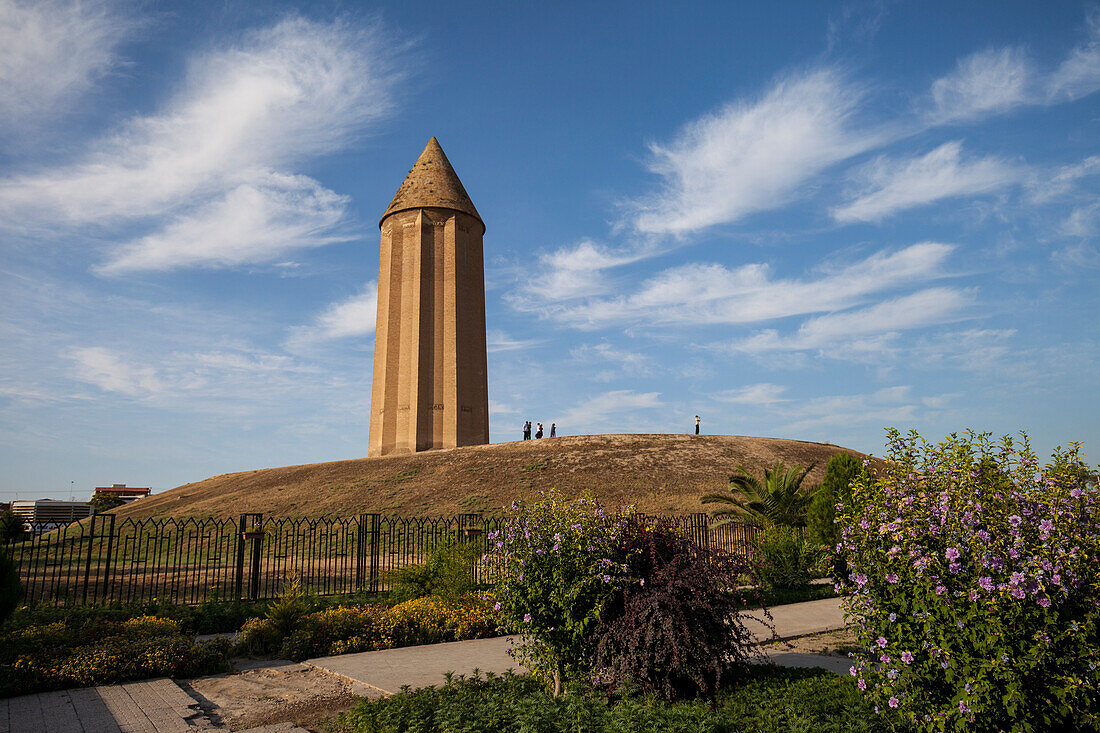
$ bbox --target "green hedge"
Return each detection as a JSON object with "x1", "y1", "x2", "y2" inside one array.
[{"x1": 334, "y1": 667, "x2": 898, "y2": 732}]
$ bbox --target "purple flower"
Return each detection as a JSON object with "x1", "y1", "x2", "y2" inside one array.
[
  {"x1": 979, "y1": 576, "x2": 994, "y2": 592},
  {"x1": 849, "y1": 665, "x2": 857, "y2": 676},
  {"x1": 886, "y1": 573, "x2": 899, "y2": 584},
  {"x1": 1039, "y1": 519, "x2": 1053, "y2": 532},
  {"x1": 877, "y1": 636, "x2": 887, "y2": 648},
  {"x1": 888, "y1": 612, "x2": 897, "y2": 622},
  {"x1": 946, "y1": 547, "x2": 961, "y2": 561},
  {"x1": 901, "y1": 651, "x2": 913, "y2": 664},
  {"x1": 494, "y1": 602, "x2": 502, "y2": 611},
  {"x1": 858, "y1": 678, "x2": 866, "y2": 690},
  {"x1": 935, "y1": 584, "x2": 947, "y2": 596},
  {"x1": 1008, "y1": 515, "x2": 1023, "y2": 527},
  {"x1": 888, "y1": 696, "x2": 899, "y2": 708},
  {"x1": 523, "y1": 613, "x2": 531, "y2": 623},
  {"x1": 959, "y1": 700, "x2": 970, "y2": 713},
  {"x1": 1038, "y1": 596, "x2": 1051, "y2": 608}
]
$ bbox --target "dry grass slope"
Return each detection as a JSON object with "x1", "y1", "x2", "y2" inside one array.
[{"x1": 112, "y1": 434, "x2": 865, "y2": 520}]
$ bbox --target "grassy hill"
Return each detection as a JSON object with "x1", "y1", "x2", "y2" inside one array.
[{"x1": 112, "y1": 434, "x2": 865, "y2": 520}]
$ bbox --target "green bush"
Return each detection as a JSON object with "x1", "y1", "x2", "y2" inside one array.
[
  {"x1": 388, "y1": 541, "x2": 480, "y2": 604},
  {"x1": 753, "y1": 525, "x2": 821, "y2": 589},
  {"x1": 334, "y1": 667, "x2": 893, "y2": 732},
  {"x1": 0, "y1": 549, "x2": 22, "y2": 625},
  {"x1": 807, "y1": 453, "x2": 865, "y2": 547},
  {"x1": 0, "y1": 615, "x2": 231, "y2": 697},
  {"x1": 0, "y1": 510, "x2": 24, "y2": 543},
  {"x1": 839, "y1": 430, "x2": 1100, "y2": 731}
]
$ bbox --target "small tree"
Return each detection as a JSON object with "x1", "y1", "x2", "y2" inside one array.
[
  {"x1": 702, "y1": 461, "x2": 818, "y2": 528},
  {"x1": 89, "y1": 493, "x2": 125, "y2": 514},
  {"x1": 807, "y1": 453, "x2": 866, "y2": 547}
]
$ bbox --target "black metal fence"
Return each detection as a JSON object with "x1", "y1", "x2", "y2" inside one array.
[{"x1": 3, "y1": 513, "x2": 759, "y2": 607}]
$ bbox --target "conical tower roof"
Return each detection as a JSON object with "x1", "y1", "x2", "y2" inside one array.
[{"x1": 380, "y1": 137, "x2": 483, "y2": 229}]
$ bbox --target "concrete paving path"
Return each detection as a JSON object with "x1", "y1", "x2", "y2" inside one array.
[
  {"x1": 0, "y1": 677, "x2": 310, "y2": 733},
  {"x1": 308, "y1": 597, "x2": 848, "y2": 695},
  {"x1": 0, "y1": 678, "x2": 216, "y2": 733}
]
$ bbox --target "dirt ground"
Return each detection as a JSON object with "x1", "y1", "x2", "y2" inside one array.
[
  {"x1": 185, "y1": 660, "x2": 377, "y2": 732},
  {"x1": 111, "y1": 433, "x2": 868, "y2": 519},
  {"x1": 762, "y1": 627, "x2": 864, "y2": 657}
]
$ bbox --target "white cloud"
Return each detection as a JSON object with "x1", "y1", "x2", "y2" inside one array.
[
  {"x1": 928, "y1": 12, "x2": 1100, "y2": 123},
  {"x1": 728, "y1": 287, "x2": 973, "y2": 355},
  {"x1": 1047, "y1": 9, "x2": 1100, "y2": 102},
  {"x1": 69, "y1": 346, "x2": 165, "y2": 398},
  {"x1": 629, "y1": 69, "x2": 880, "y2": 235},
  {"x1": 522, "y1": 239, "x2": 654, "y2": 301},
  {"x1": 929, "y1": 47, "x2": 1033, "y2": 123},
  {"x1": 833, "y1": 141, "x2": 1019, "y2": 222},
  {"x1": 1060, "y1": 203, "x2": 1100, "y2": 238},
  {"x1": 0, "y1": 15, "x2": 404, "y2": 270},
  {"x1": 486, "y1": 330, "x2": 542, "y2": 353},
  {"x1": 0, "y1": 0, "x2": 135, "y2": 131},
  {"x1": 1053, "y1": 241, "x2": 1100, "y2": 270},
  {"x1": 556, "y1": 389, "x2": 664, "y2": 430},
  {"x1": 779, "y1": 386, "x2": 919, "y2": 432},
  {"x1": 1027, "y1": 155, "x2": 1100, "y2": 204},
  {"x1": 531, "y1": 242, "x2": 954, "y2": 330},
  {"x1": 716, "y1": 383, "x2": 790, "y2": 406},
  {"x1": 286, "y1": 282, "x2": 378, "y2": 348},
  {"x1": 97, "y1": 172, "x2": 353, "y2": 273}
]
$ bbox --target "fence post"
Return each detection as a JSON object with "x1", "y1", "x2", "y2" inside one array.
[
  {"x1": 366, "y1": 514, "x2": 381, "y2": 593},
  {"x1": 690, "y1": 512, "x2": 709, "y2": 549},
  {"x1": 234, "y1": 514, "x2": 247, "y2": 599},
  {"x1": 356, "y1": 514, "x2": 368, "y2": 591},
  {"x1": 245, "y1": 514, "x2": 264, "y2": 601},
  {"x1": 99, "y1": 514, "x2": 116, "y2": 603},
  {"x1": 81, "y1": 514, "x2": 97, "y2": 604}
]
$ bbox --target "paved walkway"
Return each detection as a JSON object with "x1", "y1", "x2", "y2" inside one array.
[
  {"x1": 0, "y1": 678, "x2": 309, "y2": 733},
  {"x1": 309, "y1": 597, "x2": 848, "y2": 695}
]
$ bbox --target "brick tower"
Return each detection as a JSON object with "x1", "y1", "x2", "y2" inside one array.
[{"x1": 368, "y1": 138, "x2": 489, "y2": 456}]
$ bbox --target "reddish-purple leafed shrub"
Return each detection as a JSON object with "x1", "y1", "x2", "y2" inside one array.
[{"x1": 593, "y1": 521, "x2": 767, "y2": 700}]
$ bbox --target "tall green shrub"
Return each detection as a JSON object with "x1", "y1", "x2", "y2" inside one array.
[
  {"x1": 807, "y1": 453, "x2": 865, "y2": 547},
  {"x1": 388, "y1": 541, "x2": 479, "y2": 604},
  {"x1": 839, "y1": 430, "x2": 1100, "y2": 731},
  {"x1": 753, "y1": 526, "x2": 821, "y2": 589}
]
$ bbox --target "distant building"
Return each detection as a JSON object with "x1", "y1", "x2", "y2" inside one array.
[
  {"x1": 93, "y1": 484, "x2": 151, "y2": 504},
  {"x1": 10, "y1": 499, "x2": 93, "y2": 527}
]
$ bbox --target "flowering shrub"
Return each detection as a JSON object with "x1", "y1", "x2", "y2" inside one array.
[
  {"x1": 235, "y1": 595, "x2": 500, "y2": 661},
  {"x1": 488, "y1": 492, "x2": 632, "y2": 695},
  {"x1": 592, "y1": 520, "x2": 762, "y2": 700},
  {"x1": 0, "y1": 615, "x2": 231, "y2": 697},
  {"x1": 490, "y1": 491, "x2": 766, "y2": 699},
  {"x1": 838, "y1": 430, "x2": 1100, "y2": 731}
]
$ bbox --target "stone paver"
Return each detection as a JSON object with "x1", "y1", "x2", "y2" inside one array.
[{"x1": 0, "y1": 679, "x2": 213, "y2": 733}]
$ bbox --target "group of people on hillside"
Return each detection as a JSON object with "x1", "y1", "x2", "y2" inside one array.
[{"x1": 522, "y1": 421, "x2": 555, "y2": 440}]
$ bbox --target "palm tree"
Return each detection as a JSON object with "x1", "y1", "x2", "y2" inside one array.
[{"x1": 702, "y1": 461, "x2": 819, "y2": 528}]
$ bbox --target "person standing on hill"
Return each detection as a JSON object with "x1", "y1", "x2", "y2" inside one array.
[
  {"x1": 695, "y1": 415, "x2": 701, "y2": 435},
  {"x1": 550, "y1": 423, "x2": 556, "y2": 437},
  {"x1": 536, "y1": 423, "x2": 544, "y2": 439},
  {"x1": 523, "y1": 421, "x2": 531, "y2": 440}
]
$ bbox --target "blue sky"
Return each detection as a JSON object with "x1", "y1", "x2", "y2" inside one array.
[{"x1": 2, "y1": 0, "x2": 1098, "y2": 499}]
